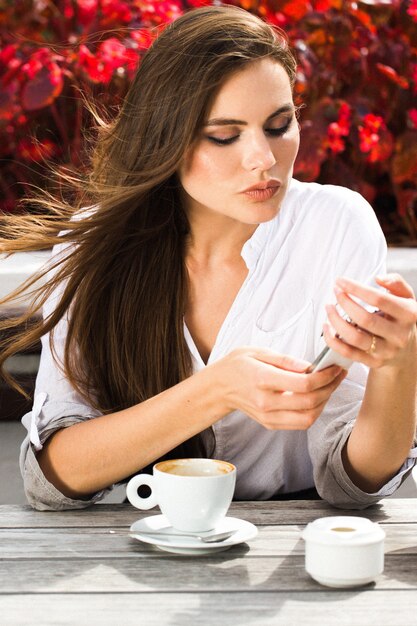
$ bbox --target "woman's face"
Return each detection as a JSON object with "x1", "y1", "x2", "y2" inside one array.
[{"x1": 178, "y1": 58, "x2": 300, "y2": 226}]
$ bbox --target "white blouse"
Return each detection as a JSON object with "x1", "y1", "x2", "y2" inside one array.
[{"x1": 20, "y1": 179, "x2": 417, "y2": 510}]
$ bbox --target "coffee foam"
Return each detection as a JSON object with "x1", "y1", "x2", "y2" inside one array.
[{"x1": 156, "y1": 458, "x2": 235, "y2": 477}]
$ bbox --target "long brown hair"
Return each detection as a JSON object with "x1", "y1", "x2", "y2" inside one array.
[{"x1": 0, "y1": 5, "x2": 297, "y2": 414}]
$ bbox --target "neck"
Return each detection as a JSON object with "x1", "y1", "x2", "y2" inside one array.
[{"x1": 186, "y1": 210, "x2": 258, "y2": 266}]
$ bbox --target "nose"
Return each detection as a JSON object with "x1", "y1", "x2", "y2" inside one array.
[{"x1": 241, "y1": 133, "x2": 276, "y2": 171}]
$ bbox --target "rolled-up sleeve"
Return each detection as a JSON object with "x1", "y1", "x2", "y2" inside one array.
[
  {"x1": 20, "y1": 418, "x2": 111, "y2": 512},
  {"x1": 308, "y1": 362, "x2": 417, "y2": 509},
  {"x1": 20, "y1": 246, "x2": 113, "y2": 510}
]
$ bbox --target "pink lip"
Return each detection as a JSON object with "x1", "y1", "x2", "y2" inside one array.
[
  {"x1": 242, "y1": 180, "x2": 281, "y2": 201},
  {"x1": 242, "y1": 180, "x2": 281, "y2": 193}
]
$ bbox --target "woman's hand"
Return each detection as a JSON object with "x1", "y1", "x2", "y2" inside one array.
[
  {"x1": 323, "y1": 273, "x2": 417, "y2": 370},
  {"x1": 216, "y1": 347, "x2": 346, "y2": 430}
]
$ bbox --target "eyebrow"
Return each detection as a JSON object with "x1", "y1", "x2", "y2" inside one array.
[{"x1": 204, "y1": 104, "x2": 295, "y2": 127}]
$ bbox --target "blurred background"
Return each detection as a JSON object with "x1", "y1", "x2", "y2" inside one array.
[
  {"x1": 1, "y1": 0, "x2": 417, "y2": 241},
  {"x1": 1, "y1": 0, "x2": 417, "y2": 503}
]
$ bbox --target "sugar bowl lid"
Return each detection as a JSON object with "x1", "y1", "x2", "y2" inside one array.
[{"x1": 301, "y1": 516, "x2": 385, "y2": 546}]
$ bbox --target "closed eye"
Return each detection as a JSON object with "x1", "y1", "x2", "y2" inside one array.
[
  {"x1": 266, "y1": 118, "x2": 293, "y2": 137},
  {"x1": 206, "y1": 135, "x2": 239, "y2": 146},
  {"x1": 206, "y1": 118, "x2": 293, "y2": 146}
]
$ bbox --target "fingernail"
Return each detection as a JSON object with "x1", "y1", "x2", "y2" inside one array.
[{"x1": 334, "y1": 285, "x2": 342, "y2": 296}]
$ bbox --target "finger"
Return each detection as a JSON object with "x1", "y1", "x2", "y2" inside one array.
[
  {"x1": 376, "y1": 273, "x2": 415, "y2": 299},
  {"x1": 322, "y1": 322, "x2": 386, "y2": 367},
  {"x1": 255, "y1": 397, "x2": 333, "y2": 430},
  {"x1": 330, "y1": 292, "x2": 392, "y2": 339},
  {"x1": 261, "y1": 412, "x2": 325, "y2": 430},
  {"x1": 246, "y1": 347, "x2": 311, "y2": 373},
  {"x1": 329, "y1": 295, "x2": 411, "y2": 352},
  {"x1": 325, "y1": 304, "x2": 375, "y2": 351},
  {"x1": 256, "y1": 360, "x2": 343, "y2": 394},
  {"x1": 276, "y1": 369, "x2": 347, "y2": 411},
  {"x1": 253, "y1": 410, "x2": 316, "y2": 430},
  {"x1": 335, "y1": 276, "x2": 417, "y2": 324}
]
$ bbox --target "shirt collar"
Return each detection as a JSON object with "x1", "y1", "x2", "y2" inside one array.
[{"x1": 240, "y1": 220, "x2": 272, "y2": 271}]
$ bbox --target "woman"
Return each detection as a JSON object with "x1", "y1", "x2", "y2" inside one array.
[{"x1": 1, "y1": 6, "x2": 416, "y2": 510}]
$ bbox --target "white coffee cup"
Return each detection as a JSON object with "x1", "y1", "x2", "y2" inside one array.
[{"x1": 126, "y1": 458, "x2": 236, "y2": 532}]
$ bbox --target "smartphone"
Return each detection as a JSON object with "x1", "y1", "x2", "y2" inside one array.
[
  {"x1": 305, "y1": 345, "x2": 353, "y2": 373},
  {"x1": 306, "y1": 308, "x2": 381, "y2": 373}
]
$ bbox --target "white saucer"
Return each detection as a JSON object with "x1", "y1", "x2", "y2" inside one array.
[{"x1": 130, "y1": 515, "x2": 258, "y2": 555}]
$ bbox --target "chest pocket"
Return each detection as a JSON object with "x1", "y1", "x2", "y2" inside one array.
[{"x1": 253, "y1": 299, "x2": 315, "y2": 361}]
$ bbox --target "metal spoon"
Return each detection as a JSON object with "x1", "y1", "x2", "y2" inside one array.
[{"x1": 132, "y1": 529, "x2": 236, "y2": 543}]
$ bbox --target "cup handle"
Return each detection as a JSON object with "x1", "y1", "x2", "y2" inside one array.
[{"x1": 126, "y1": 474, "x2": 158, "y2": 510}]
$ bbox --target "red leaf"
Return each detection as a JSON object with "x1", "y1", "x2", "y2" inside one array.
[
  {"x1": 21, "y1": 65, "x2": 64, "y2": 111},
  {"x1": 0, "y1": 82, "x2": 19, "y2": 121},
  {"x1": 294, "y1": 120, "x2": 326, "y2": 181},
  {"x1": 131, "y1": 28, "x2": 155, "y2": 50},
  {"x1": 0, "y1": 44, "x2": 18, "y2": 67},
  {"x1": 237, "y1": 0, "x2": 259, "y2": 9},
  {"x1": 376, "y1": 63, "x2": 409, "y2": 89},
  {"x1": 407, "y1": 0, "x2": 417, "y2": 21},
  {"x1": 395, "y1": 188, "x2": 417, "y2": 219},
  {"x1": 281, "y1": 0, "x2": 311, "y2": 20},
  {"x1": 408, "y1": 109, "x2": 417, "y2": 129},
  {"x1": 16, "y1": 138, "x2": 60, "y2": 162},
  {"x1": 391, "y1": 132, "x2": 417, "y2": 185},
  {"x1": 76, "y1": 0, "x2": 99, "y2": 27},
  {"x1": 313, "y1": 0, "x2": 332, "y2": 10},
  {"x1": 366, "y1": 127, "x2": 394, "y2": 163}
]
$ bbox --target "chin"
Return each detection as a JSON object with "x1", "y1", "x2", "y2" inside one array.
[{"x1": 248, "y1": 203, "x2": 282, "y2": 224}]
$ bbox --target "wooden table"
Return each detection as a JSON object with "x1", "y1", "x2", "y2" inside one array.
[{"x1": 0, "y1": 499, "x2": 416, "y2": 625}]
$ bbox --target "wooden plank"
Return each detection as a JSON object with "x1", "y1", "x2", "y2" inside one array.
[
  {"x1": 0, "y1": 554, "x2": 415, "y2": 593},
  {"x1": 0, "y1": 525, "x2": 301, "y2": 559},
  {"x1": 0, "y1": 504, "x2": 156, "y2": 528},
  {"x1": 0, "y1": 524, "x2": 415, "y2": 559},
  {"x1": 1, "y1": 591, "x2": 417, "y2": 626},
  {"x1": 0, "y1": 504, "x2": 146, "y2": 529},
  {"x1": 230, "y1": 499, "x2": 417, "y2": 525},
  {"x1": 0, "y1": 499, "x2": 416, "y2": 528}
]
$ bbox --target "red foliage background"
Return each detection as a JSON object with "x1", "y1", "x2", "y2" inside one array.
[{"x1": 1, "y1": 0, "x2": 417, "y2": 242}]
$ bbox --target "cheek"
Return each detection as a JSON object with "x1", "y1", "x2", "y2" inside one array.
[
  {"x1": 182, "y1": 147, "x2": 233, "y2": 186},
  {"x1": 281, "y1": 129, "x2": 300, "y2": 162}
]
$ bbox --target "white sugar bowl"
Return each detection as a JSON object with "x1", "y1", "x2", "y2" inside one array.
[{"x1": 302, "y1": 516, "x2": 385, "y2": 588}]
